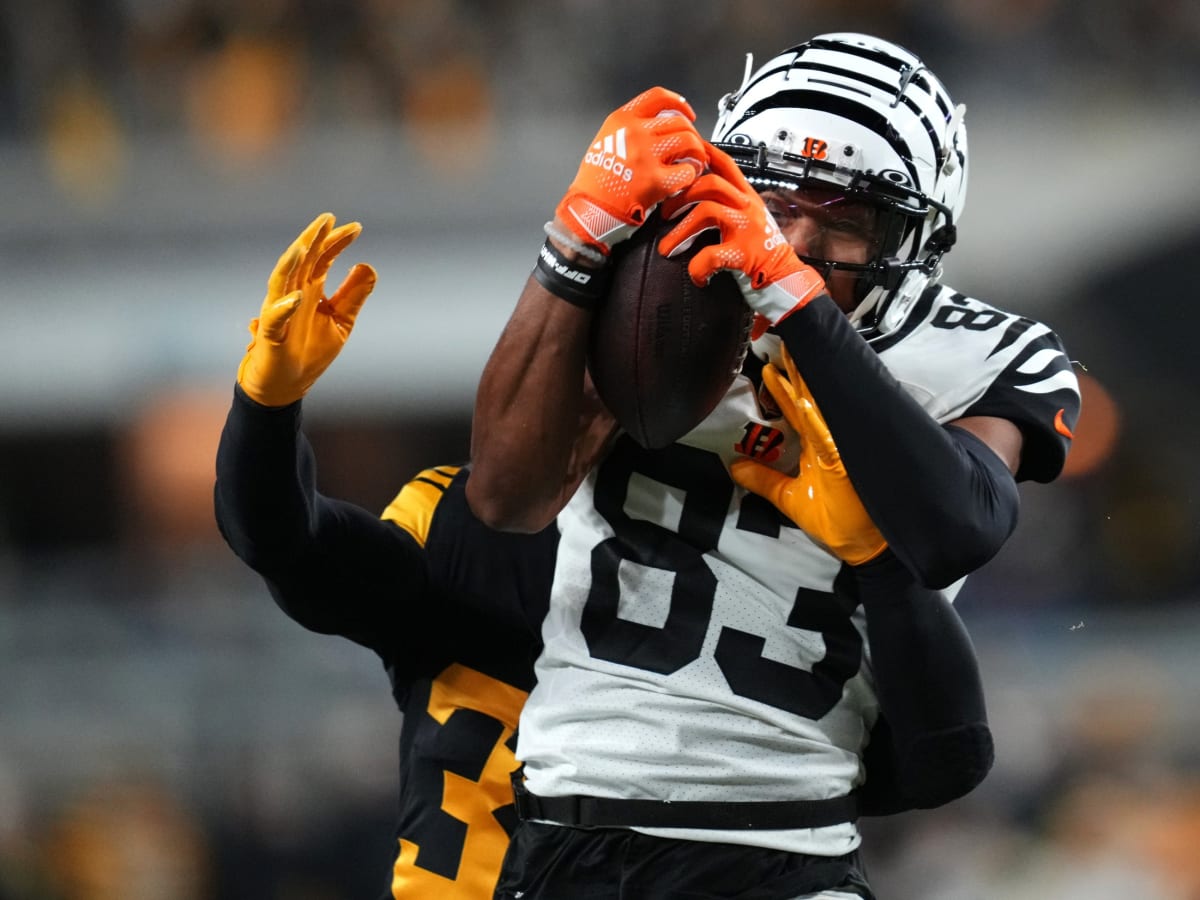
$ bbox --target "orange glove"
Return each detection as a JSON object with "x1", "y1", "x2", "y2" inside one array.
[
  {"x1": 729, "y1": 346, "x2": 887, "y2": 565},
  {"x1": 555, "y1": 86, "x2": 706, "y2": 256},
  {"x1": 236, "y1": 212, "x2": 376, "y2": 407},
  {"x1": 659, "y1": 141, "x2": 826, "y2": 324}
]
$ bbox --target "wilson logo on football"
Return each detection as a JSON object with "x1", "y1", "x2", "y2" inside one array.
[
  {"x1": 585, "y1": 127, "x2": 635, "y2": 182},
  {"x1": 801, "y1": 137, "x2": 828, "y2": 160}
]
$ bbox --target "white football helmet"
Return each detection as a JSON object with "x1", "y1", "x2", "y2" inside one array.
[{"x1": 711, "y1": 33, "x2": 968, "y2": 334}]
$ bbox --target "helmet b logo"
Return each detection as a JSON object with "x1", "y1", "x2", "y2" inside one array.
[{"x1": 801, "y1": 138, "x2": 828, "y2": 160}]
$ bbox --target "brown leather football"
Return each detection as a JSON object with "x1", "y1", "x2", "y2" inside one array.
[{"x1": 587, "y1": 212, "x2": 752, "y2": 449}]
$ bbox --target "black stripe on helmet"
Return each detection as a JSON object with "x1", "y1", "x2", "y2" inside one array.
[
  {"x1": 787, "y1": 61, "x2": 901, "y2": 98},
  {"x1": 909, "y1": 72, "x2": 952, "y2": 119},
  {"x1": 757, "y1": 60, "x2": 949, "y2": 163},
  {"x1": 783, "y1": 38, "x2": 951, "y2": 114},
  {"x1": 725, "y1": 88, "x2": 921, "y2": 190},
  {"x1": 785, "y1": 56, "x2": 947, "y2": 111},
  {"x1": 799, "y1": 37, "x2": 913, "y2": 74},
  {"x1": 791, "y1": 38, "x2": 954, "y2": 132}
]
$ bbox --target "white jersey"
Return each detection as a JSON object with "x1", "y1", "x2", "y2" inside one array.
[{"x1": 517, "y1": 283, "x2": 1079, "y2": 855}]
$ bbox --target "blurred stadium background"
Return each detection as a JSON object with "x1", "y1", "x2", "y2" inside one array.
[{"x1": 1, "y1": 1, "x2": 1198, "y2": 897}]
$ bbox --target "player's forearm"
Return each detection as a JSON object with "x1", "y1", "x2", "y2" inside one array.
[
  {"x1": 467, "y1": 276, "x2": 595, "y2": 532},
  {"x1": 775, "y1": 297, "x2": 1019, "y2": 588},
  {"x1": 855, "y1": 550, "x2": 994, "y2": 809},
  {"x1": 214, "y1": 384, "x2": 318, "y2": 570},
  {"x1": 215, "y1": 384, "x2": 428, "y2": 646}
]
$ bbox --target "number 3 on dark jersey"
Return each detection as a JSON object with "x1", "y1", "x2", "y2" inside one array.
[{"x1": 580, "y1": 437, "x2": 862, "y2": 720}]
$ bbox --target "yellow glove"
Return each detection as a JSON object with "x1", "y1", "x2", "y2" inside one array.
[
  {"x1": 236, "y1": 212, "x2": 377, "y2": 407},
  {"x1": 729, "y1": 347, "x2": 887, "y2": 565}
]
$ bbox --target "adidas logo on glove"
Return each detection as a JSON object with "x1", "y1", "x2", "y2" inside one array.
[{"x1": 584, "y1": 127, "x2": 635, "y2": 182}]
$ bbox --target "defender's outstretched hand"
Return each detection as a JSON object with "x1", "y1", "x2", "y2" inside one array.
[
  {"x1": 237, "y1": 213, "x2": 377, "y2": 407},
  {"x1": 659, "y1": 142, "x2": 826, "y2": 325},
  {"x1": 555, "y1": 86, "x2": 706, "y2": 256},
  {"x1": 730, "y1": 347, "x2": 887, "y2": 565}
]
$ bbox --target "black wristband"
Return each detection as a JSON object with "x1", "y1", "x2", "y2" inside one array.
[{"x1": 532, "y1": 239, "x2": 610, "y2": 310}]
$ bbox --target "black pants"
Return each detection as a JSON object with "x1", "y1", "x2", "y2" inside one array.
[{"x1": 494, "y1": 821, "x2": 874, "y2": 900}]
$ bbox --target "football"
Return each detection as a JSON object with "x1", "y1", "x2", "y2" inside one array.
[{"x1": 587, "y1": 211, "x2": 752, "y2": 449}]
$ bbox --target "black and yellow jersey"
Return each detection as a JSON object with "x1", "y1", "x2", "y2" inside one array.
[
  {"x1": 382, "y1": 465, "x2": 555, "y2": 899},
  {"x1": 214, "y1": 386, "x2": 558, "y2": 899}
]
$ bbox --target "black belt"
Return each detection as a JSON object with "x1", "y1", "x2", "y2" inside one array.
[{"x1": 511, "y1": 771, "x2": 859, "y2": 831}]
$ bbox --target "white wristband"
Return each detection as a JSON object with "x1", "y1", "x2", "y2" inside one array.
[{"x1": 543, "y1": 220, "x2": 607, "y2": 265}]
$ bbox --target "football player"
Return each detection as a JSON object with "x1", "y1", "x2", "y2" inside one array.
[
  {"x1": 216, "y1": 208, "x2": 997, "y2": 899},
  {"x1": 213, "y1": 213, "x2": 616, "y2": 898},
  {"x1": 468, "y1": 33, "x2": 1080, "y2": 900}
]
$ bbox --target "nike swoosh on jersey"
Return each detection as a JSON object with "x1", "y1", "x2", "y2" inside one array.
[{"x1": 1054, "y1": 408, "x2": 1074, "y2": 439}]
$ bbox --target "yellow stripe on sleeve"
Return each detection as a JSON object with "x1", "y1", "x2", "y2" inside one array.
[{"x1": 380, "y1": 466, "x2": 461, "y2": 547}]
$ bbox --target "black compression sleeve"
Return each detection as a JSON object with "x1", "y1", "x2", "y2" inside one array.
[
  {"x1": 213, "y1": 386, "x2": 311, "y2": 569},
  {"x1": 852, "y1": 551, "x2": 994, "y2": 813},
  {"x1": 775, "y1": 296, "x2": 1020, "y2": 588},
  {"x1": 214, "y1": 384, "x2": 430, "y2": 654}
]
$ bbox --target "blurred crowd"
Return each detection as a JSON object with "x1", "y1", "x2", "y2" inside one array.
[
  {"x1": 2, "y1": 1, "x2": 1199, "y2": 898},
  {"x1": 3, "y1": 0, "x2": 1199, "y2": 184}
]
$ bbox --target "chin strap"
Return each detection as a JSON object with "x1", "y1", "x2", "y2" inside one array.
[{"x1": 848, "y1": 268, "x2": 933, "y2": 335}]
